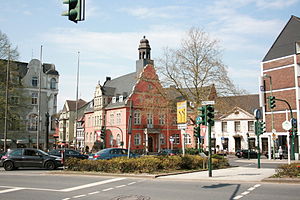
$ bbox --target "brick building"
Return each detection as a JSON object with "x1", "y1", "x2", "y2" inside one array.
[{"x1": 260, "y1": 15, "x2": 300, "y2": 159}]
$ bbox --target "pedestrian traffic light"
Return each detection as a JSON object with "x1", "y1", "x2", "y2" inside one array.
[
  {"x1": 268, "y1": 96, "x2": 276, "y2": 109},
  {"x1": 62, "y1": 0, "x2": 85, "y2": 23},
  {"x1": 198, "y1": 106, "x2": 206, "y2": 125},
  {"x1": 206, "y1": 105, "x2": 215, "y2": 126},
  {"x1": 289, "y1": 129, "x2": 293, "y2": 137},
  {"x1": 194, "y1": 126, "x2": 200, "y2": 138},
  {"x1": 100, "y1": 126, "x2": 106, "y2": 140}
]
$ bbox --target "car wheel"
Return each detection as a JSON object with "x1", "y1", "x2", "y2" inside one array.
[
  {"x1": 4, "y1": 161, "x2": 14, "y2": 171},
  {"x1": 44, "y1": 161, "x2": 56, "y2": 170}
]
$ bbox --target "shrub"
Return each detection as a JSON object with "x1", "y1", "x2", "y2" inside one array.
[{"x1": 275, "y1": 163, "x2": 300, "y2": 178}]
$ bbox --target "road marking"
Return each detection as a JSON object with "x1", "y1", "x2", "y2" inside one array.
[
  {"x1": 0, "y1": 188, "x2": 24, "y2": 194},
  {"x1": 60, "y1": 178, "x2": 126, "y2": 192},
  {"x1": 233, "y1": 195, "x2": 243, "y2": 199},
  {"x1": 254, "y1": 184, "x2": 261, "y2": 188},
  {"x1": 102, "y1": 187, "x2": 114, "y2": 192},
  {"x1": 73, "y1": 194, "x2": 86, "y2": 198},
  {"x1": 88, "y1": 191, "x2": 100, "y2": 195},
  {"x1": 241, "y1": 191, "x2": 250, "y2": 195},
  {"x1": 116, "y1": 185, "x2": 126, "y2": 188},
  {"x1": 248, "y1": 187, "x2": 255, "y2": 191},
  {"x1": 62, "y1": 198, "x2": 70, "y2": 200},
  {"x1": 127, "y1": 182, "x2": 136, "y2": 185}
]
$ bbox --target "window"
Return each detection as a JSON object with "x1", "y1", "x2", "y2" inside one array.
[
  {"x1": 28, "y1": 114, "x2": 38, "y2": 131},
  {"x1": 134, "y1": 110, "x2": 141, "y2": 124},
  {"x1": 173, "y1": 134, "x2": 180, "y2": 144},
  {"x1": 116, "y1": 112, "x2": 121, "y2": 124},
  {"x1": 9, "y1": 115, "x2": 20, "y2": 131},
  {"x1": 147, "y1": 113, "x2": 153, "y2": 125},
  {"x1": 248, "y1": 121, "x2": 254, "y2": 132},
  {"x1": 160, "y1": 134, "x2": 165, "y2": 144},
  {"x1": 11, "y1": 96, "x2": 19, "y2": 105},
  {"x1": 110, "y1": 134, "x2": 114, "y2": 146},
  {"x1": 184, "y1": 134, "x2": 191, "y2": 144},
  {"x1": 235, "y1": 121, "x2": 241, "y2": 132},
  {"x1": 32, "y1": 77, "x2": 38, "y2": 87},
  {"x1": 134, "y1": 133, "x2": 141, "y2": 145},
  {"x1": 249, "y1": 138, "x2": 255, "y2": 149},
  {"x1": 222, "y1": 121, "x2": 227, "y2": 132},
  {"x1": 50, "y1": 78, "x2": 56, "y2": 89},
  {"x1": 116, "y1": 134, "x2": 121, "y2": 146},
  {"x1": 90, "y1": 133, "x2": 93, "y2": 142},
  {"x1": 31, "y1": 93, "x2": 38, "y2": 105},
  {"x1": 222, "y1": 138, "x2": 229, "y2": 150},
  {"x1": 159, "y1": 114, "x2": 165, "y2": 125},
  {"x1": 54, "y1": 94, "x2": 57, "y2": 107},
  {"x1": 110, "y1": 113, "x2": 114, "y2": 125}
]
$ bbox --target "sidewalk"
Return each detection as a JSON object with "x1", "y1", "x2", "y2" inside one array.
[{"x1": 157, "y1": 167, "x2": 275, "y2": 182}]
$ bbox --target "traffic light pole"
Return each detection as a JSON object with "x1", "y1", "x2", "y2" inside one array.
[
  {"x1": 274, "y1": 98, "x2": 295, "y2": 160},
  {"x1": 256, "y1": 120, "x2": 261, "y2": 169},
  {"x1": 208, "y1": 123, "x2": 212, "y2": 177}
]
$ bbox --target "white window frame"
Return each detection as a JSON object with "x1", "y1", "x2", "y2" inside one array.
[
  {"x1": 134, "y1": 133, "x2": 141, "y2": 145},
  {"x1": 134, "y1": 110, "x2": 141, "y2": 124}
]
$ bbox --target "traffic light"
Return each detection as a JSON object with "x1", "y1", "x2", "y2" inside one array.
[
  {"x1": 100, "y1": 126, "x2": 106, "y2": 140},
  {"x1": 268, "y1": 96, "x2": 276, "y2": 109},
  {"x1": 206, "y1": 105, "x2": 215, "y2": 126},
  {"x1": 62, "y1": 0, "x2": 85, "y2": 23},
  {"x1": 198, "y1": 106, "x2": 207, "y2": 125},
  {"x1": 257, "y1": 121, "x2": 266, "y2": 135},
  {"x1": 289, "y1": 129, "x2": 293, "y2": 137},
  {"x1": 194, "y1": 126, "x2": 200, "y2": 138}
]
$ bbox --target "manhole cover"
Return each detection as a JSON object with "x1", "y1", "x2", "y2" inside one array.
[{"x1": 111, "y1": 195, "x2": 151, "y2": 200}]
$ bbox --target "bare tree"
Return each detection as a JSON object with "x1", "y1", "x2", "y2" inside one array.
[{"x1": 156, "y1": 28, "x2": 246, "y2": 112}]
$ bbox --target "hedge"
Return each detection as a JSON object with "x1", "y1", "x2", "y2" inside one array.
[
  {"x1": 274, "y1": 162, "x2": 300, "y2": 178},
  {"x1": 65, "y1": 155, "x2": 229, "y2": 174}
]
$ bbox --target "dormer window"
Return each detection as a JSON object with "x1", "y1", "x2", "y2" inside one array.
[
  {"x1": 119, "y1": 95, "x2": 123, "y2": 102},
  {"x1": 112, "y1": 97, "x2": 116, "y2": 103}
]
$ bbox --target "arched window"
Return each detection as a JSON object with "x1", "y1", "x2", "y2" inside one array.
[
  {"x1": 116, "y1": 134, "x2": 121, "y2": 146},
  {"x1": 50, "y1": 78, "x2": 56, "y2": 89},
  {"x1": 28, "y1": 114, "x2": 38, "y2": 131},
  {"x1": 134, "y1": 133, "x2": 141, "y2": 145}
]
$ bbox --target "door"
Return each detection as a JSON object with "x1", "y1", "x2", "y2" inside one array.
[
  {"x1": 148, "y1": 136, "x2": 153, "y2": 152},
  {"x1": 23, "y1": 149, "x2": 44, "y2": 167},
  {"x1": 234, "y1": 137, "x2": 241, "y2": 151}
]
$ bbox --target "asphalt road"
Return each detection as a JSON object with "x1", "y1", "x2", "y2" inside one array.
[{"x1": 0, "y1": 168, "x2": 299, "y2": 200}]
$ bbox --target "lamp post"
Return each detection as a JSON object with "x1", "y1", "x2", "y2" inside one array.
[
  {"x1": 4, "y1": 46, "x2": 10, "y2": 152},
  {"x1": 246, "y1": 133, "x2": 250, "y2": 160},
  {"x1": 263, "y1": 74, "x2": 275, "y2": 160}
]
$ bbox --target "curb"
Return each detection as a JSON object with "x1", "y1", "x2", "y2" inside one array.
[{"x1": 262, "y1": 177, "x2": 300, "y2": 184}]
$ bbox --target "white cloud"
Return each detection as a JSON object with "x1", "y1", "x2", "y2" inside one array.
[{"x1": 255, "y1": 0, "x2": 299, "y2": 9}]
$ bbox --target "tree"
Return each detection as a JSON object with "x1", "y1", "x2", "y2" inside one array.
[
  {"x1": 0, "y1": 30, "x2": 24, "y2": 144},
  {"x1": 156, "y1": 27, "x2": 246, "y2": 113}
]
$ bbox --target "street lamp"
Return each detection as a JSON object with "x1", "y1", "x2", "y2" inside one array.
[
  {"x1": 4, "y1": 45, "x2": 10, "y2": 152},
  {"x1": 263, "y1": 74, "x2": 275, "y2": 160},
  {"x1": 246, "y1": 133, "x2": 250, "y2": 160}
]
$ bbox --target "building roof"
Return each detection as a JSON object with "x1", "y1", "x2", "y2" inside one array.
[
  {"x1": 103, "y1": 72, "x2": 137, "y2": 96},
  {"x1": 215, "y1": 94, "x2": 259, "y2": 118},
  {"x1": 65, "y1": 99, "x2": 87, "y2": 111},
  {"x1": 263, "y1": 15, "x2": 300, "y2": 62}
]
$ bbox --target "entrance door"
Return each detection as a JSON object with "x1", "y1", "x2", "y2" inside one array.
[
  {"x1": 234, "y1": 137, "x2": 241, "y2": 151},
  {"x1": 148, "y1": 136, "x2": 153, "y2": 152}
]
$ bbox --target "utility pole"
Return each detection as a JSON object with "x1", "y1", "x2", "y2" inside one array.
[{"x1": 75, "y1": 51, "x2": 80, "y2": 150}]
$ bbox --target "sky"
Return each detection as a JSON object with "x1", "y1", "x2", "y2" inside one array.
[{"x1": 1, "y1": 0, "x2": 300, "y2": 110}]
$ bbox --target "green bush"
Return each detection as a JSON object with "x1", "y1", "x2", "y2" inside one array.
[
  {"x1": 65, "y1": 154, "x2": 228, "y2": 174},
  {"x1": 275, "y1": 163, "x2": 300, "y2": 178}
]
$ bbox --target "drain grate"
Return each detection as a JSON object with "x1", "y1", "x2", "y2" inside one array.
[{"x1": 111, "y1": 195, "x2": 151, "y2": 200}]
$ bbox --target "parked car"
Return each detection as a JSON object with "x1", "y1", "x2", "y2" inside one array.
[
  {"x1": 90, "y1": 148, "x2": 137, "y2": 160},
  {"x1": 235, "y1": 149, "x2": 258, "y2": 158},
  {"x1": 158, "y1": 149, "x2": 179, "y2": 156},
  {"x1": 48, "y1": 149, "x2": 88, "y2": 160},
  {"x1": 0, "y1": 148, "x2": 62, "y2": 171}
]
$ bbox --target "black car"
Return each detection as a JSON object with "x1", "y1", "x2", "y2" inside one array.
[
  {"x1": 0, "y1": 148, "x2": 62, "y2": 171},
  {"x1": 158, "y1": 149, "x2": 180, "y2": 156},
  {"x1": 235, "y1": 149, "x2": 258, "y2": 158},
  {"x1": 48, "y1": 149, "x2": 88, "y2": 160}
]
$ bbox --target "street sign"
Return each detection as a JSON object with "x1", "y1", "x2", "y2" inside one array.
[
  {"x1": 177, "y1": 124, "x2": 187, "y2": 130},
  {"x1": 282, "y1": 120, "x2": 292, "y2": 131},
  {"x1": 202, "y1": 101, "x2": 215, "y2": 105},
  {"x1": 254, "y1": 109, "x2": 262, "y2": 120}
]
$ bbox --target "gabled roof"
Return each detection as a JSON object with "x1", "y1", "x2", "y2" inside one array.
[
  {"x1": 64, "y1": 99, "x2": 87, "y2": 112},
  {"x1": 263, "y1": 15, "x2": 300, "y2": 62},
  {"x1": 215, "y1": 94, "x2": 259, "y2": 118}
]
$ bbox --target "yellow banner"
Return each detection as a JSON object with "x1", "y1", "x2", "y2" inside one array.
[{"x1": 177, "y1": 101, "x2": 187, "y2": 124}]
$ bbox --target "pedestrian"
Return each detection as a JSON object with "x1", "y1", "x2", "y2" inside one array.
[{"x1": 278, "y1": 146, "x2": 283, "y2": 160}]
